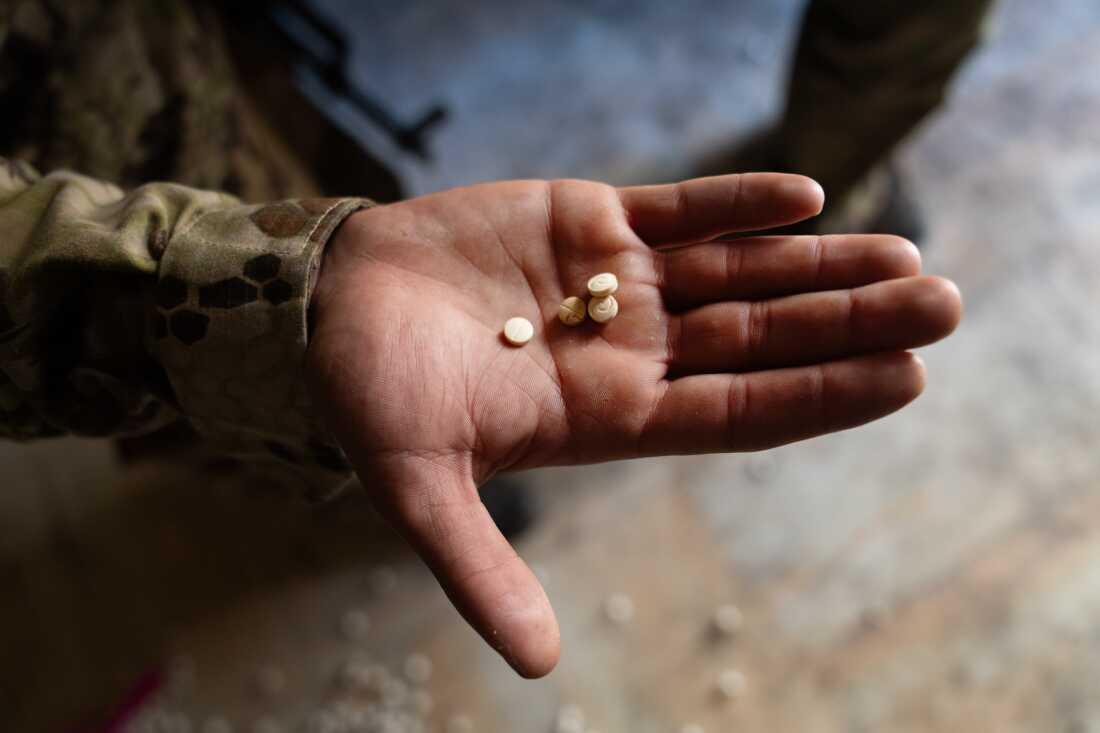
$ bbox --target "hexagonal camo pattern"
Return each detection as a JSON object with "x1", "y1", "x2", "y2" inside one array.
[{"x1": 0, "y1": 157, "x2": 369, "y2": 498}]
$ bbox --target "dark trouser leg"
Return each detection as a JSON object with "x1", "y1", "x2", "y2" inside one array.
[{"x1": 777, "y1": 0, "x2": 993, "y2": 207}]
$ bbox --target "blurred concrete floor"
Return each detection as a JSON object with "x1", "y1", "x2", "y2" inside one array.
[{"x1": 3, "y1": 0, "x2": 1100, "y2": 731}]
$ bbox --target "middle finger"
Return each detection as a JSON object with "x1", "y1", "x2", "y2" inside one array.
[
  {"x1": 666, "y1": 275, "x2": 961, "y2": 375},
  {"x1": 659, "y1": 234, "x2": 921, "y2": 310}
]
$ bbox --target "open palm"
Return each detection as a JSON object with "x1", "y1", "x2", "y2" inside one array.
[{"x1": 306, "y1": 174, "x2": 961, "y2": 677}]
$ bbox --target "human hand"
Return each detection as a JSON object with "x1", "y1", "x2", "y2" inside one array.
[{"x1": 306, "y1": 174, "x2": 961, "y2": 677}]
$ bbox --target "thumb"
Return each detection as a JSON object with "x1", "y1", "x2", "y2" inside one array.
[{"x1": 376, "y1": 457, "x2": 560, "y2": 678}]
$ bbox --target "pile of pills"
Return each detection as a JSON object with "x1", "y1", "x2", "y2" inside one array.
[
  {"x1": 503, "y1": 272, "x2": 621, "y2": 346},
  {"x1": 583, "y1": 273, "x2": 620, "y2": 324}
]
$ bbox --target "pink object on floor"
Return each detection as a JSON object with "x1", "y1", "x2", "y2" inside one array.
[{"x1": 71, "y1": 665, "x2": 164, "y2": 733}]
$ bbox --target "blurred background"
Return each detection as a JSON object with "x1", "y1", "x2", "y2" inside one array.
[{"x1": 3, "y1": 0, "x2": 1100, "y2": 731}]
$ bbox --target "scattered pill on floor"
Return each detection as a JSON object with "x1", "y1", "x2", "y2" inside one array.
[
  {"x1": 367, "y1": 566, "x2": 398, "y2": 595},
  {"x1": 713, "y1": 604, "x2": 744, "y2": 636},
  {"x1": 716, "y1": 668, "x2": 748, "y2": 700},
  {"x1": 403, "y1": 653, "x2": 433, "y2": 684},
  {"x1": 339, "y1": 659, "x2": 385, "y2": 692},
  {"x1": 604, "y1": 592, "x2": 636, "y2": 624}
]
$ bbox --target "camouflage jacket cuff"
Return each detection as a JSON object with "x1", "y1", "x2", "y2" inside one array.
[{"x1": 154, "y1": 197, "x2": 370, "y2": 497}]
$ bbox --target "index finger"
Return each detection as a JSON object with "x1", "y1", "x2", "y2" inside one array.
[{"x1": 617, "y1": 173, "x2": 824, "y2": 248}]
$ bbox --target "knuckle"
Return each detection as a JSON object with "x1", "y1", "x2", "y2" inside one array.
[
  {"x1": 744, "y1": 301, "x2": 771, "y2": 363},
  {"x1": 726, "y1": 375, "x2": 750, "y2": 441}
]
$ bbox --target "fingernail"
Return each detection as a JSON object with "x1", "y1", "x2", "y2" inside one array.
[
  {"x1": 781, "y1": 177, "x2": 825, "y2": 212},
  {"x1": 806, "y1": 179, "x2": 825, "y2": 212}
]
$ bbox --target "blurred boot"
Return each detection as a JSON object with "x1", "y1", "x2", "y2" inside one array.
[
  {"x1": 782, "y1": 0, "x2": 994, "y2": 241},
  {"x1": 480, "y1": 476, "x2": 539, "y2": 540},
  {"x1": 698, "y1": 0, "x2": 993, "y2": 243}
]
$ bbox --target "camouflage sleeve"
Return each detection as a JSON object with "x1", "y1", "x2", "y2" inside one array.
[{"x1": 0, "y1": 157, "x2": 370, "y2": 499}]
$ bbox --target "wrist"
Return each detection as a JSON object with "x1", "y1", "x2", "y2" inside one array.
[{"x1": 309, "y1": 204, "x2": 376, "y2": 331}]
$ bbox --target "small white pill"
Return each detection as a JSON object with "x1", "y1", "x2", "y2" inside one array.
[
  {"x1": 588, "y1": 295, "x2": 619, "y2": 323},
  {"x1": 403, "y1": 653, "x2": 433, "y2": 684},
  {"x1": 713, "y1": 604, "x2": 744, "y2": 635},
  {"x1": 604, "y1": 592, "x2": 635, "y2": 624},
  {"x1": 503, "y1": 316, "x2": 534, "y2": 346},
  {"x1": 558, "y1": 296, "x2": 587, "y2": 326},
  {"x1": 587, "y1": 272, "x2": 619, "y2": 297},
  {"x1": 716, "y1": 668, "x2": 748, "y2": 699}
]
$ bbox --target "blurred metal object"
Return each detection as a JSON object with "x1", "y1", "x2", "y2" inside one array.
[{"x1": 227, "y1": 0, "x2": 448, "y2": 160}]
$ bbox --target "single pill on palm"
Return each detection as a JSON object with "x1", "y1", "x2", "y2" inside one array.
[
  {"x1": 503, "y1": 316, "x2": 534, "y2": 346},
  {"x1": 588, "y1": 295, "x2": 619, "y2": 323},
  {"x1": 587, "y1": 272, "x2": 619, "y2": 297},
  {"x1": 558, "y1": 296, "x2": 587, "y2": 326}
]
